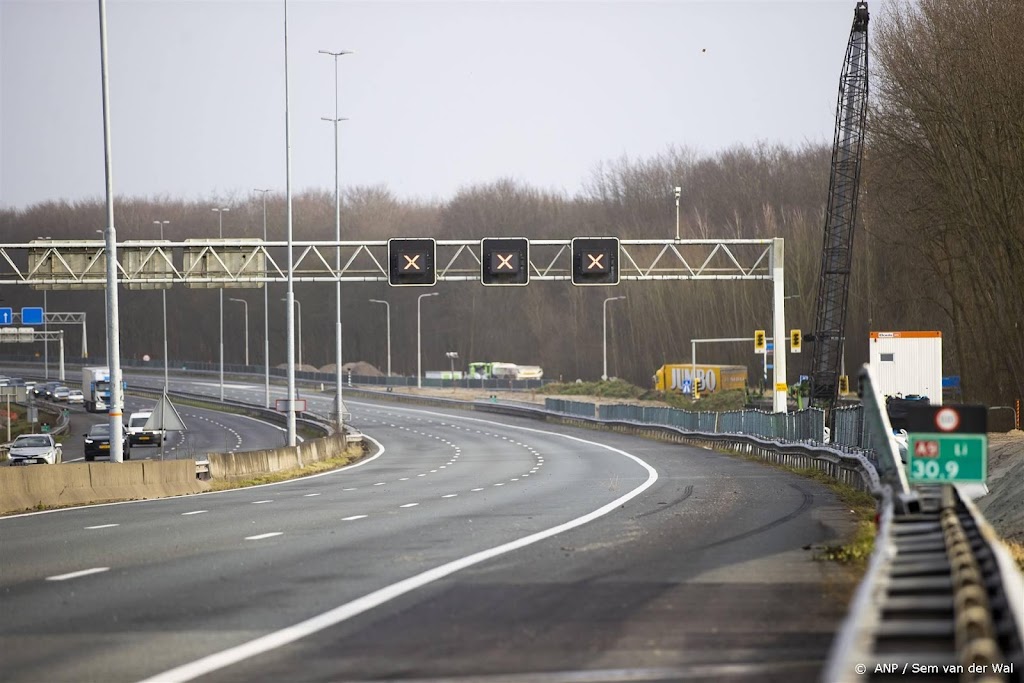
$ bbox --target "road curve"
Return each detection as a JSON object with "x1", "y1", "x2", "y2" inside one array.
[{"x1": 0, "y1": 386, "x2": 858, "y2": 683}]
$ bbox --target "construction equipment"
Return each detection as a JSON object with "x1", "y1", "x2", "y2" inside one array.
[{"x1": 809, "y1": 1, "x2": 870, "y2": 421}]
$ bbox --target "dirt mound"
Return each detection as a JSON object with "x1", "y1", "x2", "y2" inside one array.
[
  {"x1": 318, "y1": 361, "x2": 383, "y2": 377},
  {"x1": 978, "y1": 432, "x2": 1024, "y2": 544}
]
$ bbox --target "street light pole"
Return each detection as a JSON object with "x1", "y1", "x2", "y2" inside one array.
[
  {"x1": 674, "y1": 186, "x2": 681, "y2": 241},
  {"x1": 369, "y1": 299, "x2": 391, "y2": 379},
  {"x1": 253, "y1": 188, "x2": 271, "y2": 408},
  {"x1": 281, "y1": 298, "x2": 302, "y2": 368},
  {"x1": 153, "y1": 220, "x2": 170, "y2": 392},
  {"x1": 603, "y1": 295, "x2": 626, "y2": 381},
  {"x1": 229, "y1": 298, "x2": 249, "y2": 366},
  {"x1": 319, "y1": 48, "x2": 352, "y2": 429},
  {"x1": 37, "y1": 236, "x2": 51, "y2": 379},
  {"x1": 417, "y1": 292, "x2": 439, "y2": 389},
  {"x1": 212, "y1": 207, "x2": 229, "y2": 400}
]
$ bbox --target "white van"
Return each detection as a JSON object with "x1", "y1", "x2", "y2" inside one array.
[{"x1": 127, "y1": 411, "x2": 165, "y2": 446}]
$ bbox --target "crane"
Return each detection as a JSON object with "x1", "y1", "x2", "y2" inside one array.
[{"x1": 809, "y1": 1, "x2": 870, "y2": 421}]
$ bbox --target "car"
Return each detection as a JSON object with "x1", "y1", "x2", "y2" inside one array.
[
  {"x1": 35, "y1": 381, "x2": 60, "y2": 399},
  {"x1": 83, "y1": 423, "x2": 131, "y2": 461},
  {"x1": 52, "y1": 386, "x2": 71, "y2": 402},
  {"x1": 127, "y1": 410, "x2": 165, "y2": 446},
  {"x1": 67, "y1": 389, "x2": 85, "y2": 405},
  {"x1": 7, "y1": 433, "x2": 62, "y2": 465}
]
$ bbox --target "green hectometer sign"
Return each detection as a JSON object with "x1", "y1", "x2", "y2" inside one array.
[{"x1": 906, "y1": 433, "x2": 987, "y2": 484}]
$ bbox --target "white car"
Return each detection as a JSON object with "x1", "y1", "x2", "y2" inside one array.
[
  {"x1": 8, "y1": 434, "x2": 62, "y2": 465},
  {"x1": 127, "y1": 411, "x2": 165, "y2": 446},
  {"x1": 67, "y1": 389, "x2": 85, "y2": 405}
]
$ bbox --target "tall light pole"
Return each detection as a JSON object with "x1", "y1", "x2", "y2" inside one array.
[
  {"x1": 603, "y1": 295, "x2": 626, "y2": 381},
  {"x1": 152, "y1": 220, "x2": 170, "y2": 392},
  {"x1": 674, "y1": 186, "x2": 681, "y2": 241},
  {"x1": 94, "y1": 229, "x2": 108, "y2": 361},
  {"x1": 369, "y1": 299, "x2": 391, "y2": 379},
  {"x1": 212, "y1": 207, "x2": 229, "y2": 400},
  {"x1": 281, "y1": 298, "x2": 302, "y2": 368},
  {"x1": 283, "y1": 0, "x2": 298, "y2": 446},
  {"x1": 319, "y1": 47, "x2": 352, "y2": 429},
  {"x1": 229, "y1": 298, "x2": 249, "y2": 366},
  {"x1": 417, "y1": 292, "x2": 439, "y2": 389},
  {"x1": 37, "y1": 236, "x2": 51, "y2": 379},
  {"x1": 254, "y1": 188, "x2": 272, "y2": 408}
]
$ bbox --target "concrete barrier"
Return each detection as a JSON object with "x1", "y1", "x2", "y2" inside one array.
[
  {"x1": 0, "y1": 460, "x2": 208, "y2": 515},
  {"x1": 207, "y1": 434, "x2": 348, "y2": 480}
]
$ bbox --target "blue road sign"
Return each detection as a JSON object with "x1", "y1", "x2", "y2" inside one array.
[
  {"x1": 21, "y1": 307, "x2": 44, "y2": 325},
  {"x1": 0, "y1": 308, "x2": 11, "y2": 325},
  {"x1": 682, "y1": 379, "x2": 692, "y2": 394}
]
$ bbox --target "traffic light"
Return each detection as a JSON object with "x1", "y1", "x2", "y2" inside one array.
[
  {"x1": 388, "y1": 238, "x2": 436, "y2": 286},
  {"x1": 790, "y1": 329, "x2": 802, "y2": 353},
  {"x1": 754, "y1": 329, "x2": 766, "y2": 353},
  {"x1": 838, "y1": 375, "x2": 850, "y2": 394},
  {"x1": 481, "y1": 238, "x2": 529, "y2": 286},
  {"x1": 571, "y1": 237, "x2": 619, "y2": 286}
]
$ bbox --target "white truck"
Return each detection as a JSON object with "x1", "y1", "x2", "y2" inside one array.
[{"x1": 81, "y1": 366, "x2": 112, "y2": 413}]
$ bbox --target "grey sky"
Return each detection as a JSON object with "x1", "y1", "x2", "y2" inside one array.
[{"x1": 0, "y1": 0, "x2": 887, "y2": 210}]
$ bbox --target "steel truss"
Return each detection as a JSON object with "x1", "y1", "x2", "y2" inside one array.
[{"x1": 1, "y1": 238, "x2": 773, "y2": 286}]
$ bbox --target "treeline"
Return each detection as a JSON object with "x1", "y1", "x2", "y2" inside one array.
[{"x1": 1, "y1": 0, "x2": 1019, "y2": 405}]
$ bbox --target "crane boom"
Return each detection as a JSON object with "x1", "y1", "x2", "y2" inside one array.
[{"x1": 809, "y1": 1, "x2": 870, "y2": 418}]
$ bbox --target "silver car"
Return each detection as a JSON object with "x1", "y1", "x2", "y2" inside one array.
[{"x1": 8, "y1": 434, "x2": 62, "y2": 465}]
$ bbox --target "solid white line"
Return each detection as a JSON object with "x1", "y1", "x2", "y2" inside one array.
[
  {"x1": 46, "y1": 567, "x2": 110, "y2": 581},
  {"x1": 181, "y1": 511, "x2": 207, "y2": 516},
  {"x1": 244, "y1": 532, "x2": 282, "y2": 541},
  {"x1": 399, "y1": 503, "x2": 419, "y2": 508},
  {"x1": 136, "y1": 413, "x2": 658, "y2": 683},
  {"x1": 84, "y1": 524, "x2": 119, "y2": 530},
  {"x1": 251, "y1": 500, "x2": 273, "y2": 505},
  {"x1": 341, "y1": 515, "x2": 367, "y2": 521}
]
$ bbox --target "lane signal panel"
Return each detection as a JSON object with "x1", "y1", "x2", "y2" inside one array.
[
  {"x1": 571, "y1": 237, "x2": 620, "y2": 286},
  {"x1": 481, "y1": 238, "x2": 529, "y2": 286},
  {"x1": 388, "y1": 238, "x2": 436, "y2": 287}
]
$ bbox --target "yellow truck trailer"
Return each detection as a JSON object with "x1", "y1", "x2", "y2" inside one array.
[{"x1": 654, "y1": 364, "x2": 748, "y2": 394}]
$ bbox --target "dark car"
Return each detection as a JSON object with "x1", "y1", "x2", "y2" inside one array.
[{"x1": 83, "y1": 423, "x2": 131, "y2": 461}]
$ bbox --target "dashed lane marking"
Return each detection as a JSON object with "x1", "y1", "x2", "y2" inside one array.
[
  {"x1": 85, "y1": 524, "x2": 119, "y2": 530},
  {"x1": 47, "y1": 567, "x2": 110, "y2": 581},
  {"x1": 245, "y1": 532, "x2": 283, "y2": 541}
]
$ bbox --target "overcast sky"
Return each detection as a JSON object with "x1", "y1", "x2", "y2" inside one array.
[{"x1": 0, "y1": 0, "x2": 888, "y2": 211}]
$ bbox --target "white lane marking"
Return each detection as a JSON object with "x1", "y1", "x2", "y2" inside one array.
[
  {"x1": 442, "y1": 494, "x2": 457, "y2": 498},
  {"x1": 417, "y1": 473, "x2": 426, "y2": 477},
  {"x1": 84, "y1": 524, "x2": 119, "y2": 530},
  {"x1": 303, "y1": 493, "x2": 321, "y2": 497},
  {"x1": 181, "y1": 510, "x2": 207, "y2": 516},
  {"x1": 399, "y1": 503, "x2": 419, "y2": 508},
  {"x1": 47, "y1": 567, "x2": 110, "y2": 581},
  {"x1": 137, "y1": 414, "x2": 658, "y2": 683},
  {"x1": 343, "y1": 488, "x2": 357, "y2": 492},
  {"x1": 510, "y1": 478, "x2": 519, "y2": 481},
  {"x1": 251, "y1": 500, "x2": 273, "y2": 505},
  {"x1": 399, "y1": 477, "x2": 409, "y2": 481},
  {"x1": 373, "y1": 482, "x2": 386, "y2": 486},
  {"x1": 493, "y1": 483, "x2": 505, "y2": 487},
  {"x1": 430, "y1": 469, "x2": 438, "y2": 473},
  {"x1": 245, "y1": 532, "x2": 282, "y2": 541},
  {"x1": 341, "y1": 515, "x2": 367, "y2": 521},
  {"x1": 471, "y1": 488, "x2": 484, "y2": 492}
]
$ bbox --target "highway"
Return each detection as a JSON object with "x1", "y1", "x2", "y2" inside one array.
[{"x1": 0, "y1": 375, "x2": 859, "y2": 683}]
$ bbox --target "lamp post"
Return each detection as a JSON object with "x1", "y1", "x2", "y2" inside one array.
[
  {"x1": 36, "y1": 236, "x2": 51, "y2": 378},
  {"x1": 369, "y1": 299, "x2": 391, "y2": 379},
  {"x1": 94, "y1": 229, "x2": 108, "y2": 361},
  {"x1": 229, "y1": 298, "x2": 249, "y2": 366},
  {"x1": 417, "y1": 292, "x2": 439, "y2": 389},
  {"x1": 253, "y1": 188, "x2": 271, "y2": 408},
  {"x1": 674, "y1": 186, "x2": 681, "y2": 241},
  {"x1": 602, "y1": 295, "x2": 626, "y2": 381},
  {"x1": 152, "y1": 221, "x2": 170, "y2": 392},
  {"x1": 281, "y1": 297, "x2": 302, "y2": 368},
  {"x1": 212, "y1": 207, "x2": 230, "y2": 400},
  {"x1": 319, "y1": 48, "x2": 352, "y2": 428}
]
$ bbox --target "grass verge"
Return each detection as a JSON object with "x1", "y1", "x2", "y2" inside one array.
[{"x1": 1005, "y1": 540, "x2": 1024, "y2": 571}]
